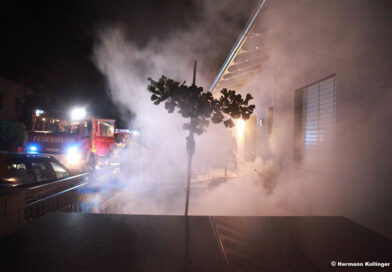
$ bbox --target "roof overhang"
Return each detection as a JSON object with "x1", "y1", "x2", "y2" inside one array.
[{"x1": 209, "y1": 0, "x2": 268, "y2": 93}]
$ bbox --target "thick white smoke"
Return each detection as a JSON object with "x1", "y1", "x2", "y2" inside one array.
[
  {"x1": 92, "y1": 0, "x2": 273, "y2": 215},
  {"x1": 92, "y1": 0, "x2": 392, "y2": 240}
]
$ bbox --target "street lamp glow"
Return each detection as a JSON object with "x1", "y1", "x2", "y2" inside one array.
[{"x1": 70, "y1": 107, "x2": 86, "y2": 120}]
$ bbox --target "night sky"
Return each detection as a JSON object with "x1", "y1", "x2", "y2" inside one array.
[{"x1": 0, "y1": 0, "x2": 206, "y2": 119}]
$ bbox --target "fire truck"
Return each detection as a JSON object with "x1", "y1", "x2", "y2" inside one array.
[{"x1": 26, "y1": 108, "x2": 116, "y2": 171}]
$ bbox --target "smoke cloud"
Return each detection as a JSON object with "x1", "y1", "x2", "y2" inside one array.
[
  {"x1": 240, "y1": 0, "x2": 392, "y2": 235},
  {"x1": 92, "y1": 0, "x2": 392, "y2": 238},
  {"x1": 92, "y1": 0, "x2": 263, "y2": 215}
]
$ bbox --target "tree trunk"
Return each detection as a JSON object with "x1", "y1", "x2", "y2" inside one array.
[
  {"x1": 185, "y1": 61, "x2": 197, "y2": 216},
  {"x1": 184, "y1": 131, "x2": 195, "y2": 216}
]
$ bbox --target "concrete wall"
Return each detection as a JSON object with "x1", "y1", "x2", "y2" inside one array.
[{"x1": 0, "y1": 191, "x2": 26, "y2": 238}]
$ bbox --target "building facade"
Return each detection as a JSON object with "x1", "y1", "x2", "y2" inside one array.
[
  {"x1": 211, "y1": 0, "x2": 392, "y2": 233},
  {"x1": 0, "y1": 77, "x2": 32, "y2": 121}
]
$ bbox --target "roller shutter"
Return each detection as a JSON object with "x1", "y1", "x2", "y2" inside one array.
[{"x1": 294, "y1": 75, "x2": 336, "y2": 170}]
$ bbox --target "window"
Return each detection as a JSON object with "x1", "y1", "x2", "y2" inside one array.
[
  {"x1": 50, "y1": 161, "x2": 70, "y2": 179},
  {"x1": 96, "y1": 120, "x2": 115, "y2": 137},
  {"x1": 0, "y1": 161, "x2": 35, "y2": 185},
  {"x1": 31, "y1": 161, "x2": 56, "y2": 182},
  {"x1": 32, "y1": 117, "x2": 81, "y2": 135},
  {"x1": 81, "y1": 121, "x2": 92, "y2": 137},
  {"x1": 294, "y1": 75, "x2": 336, "y2": 169},
  {"x1": 8, "y1": 163, "x2": 26, "y2": 171}
]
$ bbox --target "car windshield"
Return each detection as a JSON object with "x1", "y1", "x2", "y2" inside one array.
[{"x1": 32, "y1": 117, "x2": 81, "y2": 135}]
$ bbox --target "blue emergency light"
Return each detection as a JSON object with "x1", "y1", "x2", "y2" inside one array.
[{"x1": 27, "y1": 144, "x2": 40, "y2": 154}]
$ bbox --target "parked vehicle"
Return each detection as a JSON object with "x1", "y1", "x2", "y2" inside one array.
[
  {"x1": 114, "y1": 129, "x2": 132, "y2": 149},
  {"x1": 0, "y1": 153, "x2": 77, "y2": 188},
  {"x1": 26, "y1": 109, "x2": 116, "y2": 170}
]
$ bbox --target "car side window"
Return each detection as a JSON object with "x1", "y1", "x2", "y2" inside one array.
[
  {"x1": 31, "y1": 161, "x2": 56, "y2": 182},
  {"x1": 0, "y1": 161, "x2": 35, "y2": 185},
  {"x1": 50, "y1": 161, "x2": 70, "y2": 179}
]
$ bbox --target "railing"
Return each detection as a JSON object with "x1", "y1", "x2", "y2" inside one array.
[{"x1": 25, "y1": 181, "x2": 88, "y2": 223}]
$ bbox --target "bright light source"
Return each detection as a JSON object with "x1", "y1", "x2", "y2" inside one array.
[
  {"x1": 66, "y1": 145, "x2": 81, "y2": 165},
  {"x1": 27, "y1": 144, "x2": 39, "y2": 154},
  {"x1": 67, "y1": 146, "x2": 78, "y2": 154},
  {"x1": 131, "y1": 130, "x2": 140, "y2": 136},
  {"x1": 70, "y1": 107, "x2": 86, "y2": 121},
  {"x1": 35, "y1": 109, "x2": 44, "y2": 116},
  {"x1": 4, "y1": 178, "x2": 17, "y2": 183},
  {"x1": 115, "y1": 129, "x2": 130, "y2": 134},
  {"x1": 236, "y1": 119, "x2": 246, "y2": 138}
]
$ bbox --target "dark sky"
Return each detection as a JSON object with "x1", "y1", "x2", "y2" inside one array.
[{"x1": 0, "y1": 1, "x2": 203, "y2": 114}]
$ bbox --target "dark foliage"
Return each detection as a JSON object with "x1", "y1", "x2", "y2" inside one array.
[{"x1": 147, "y1": 75, "x2": 255, "y2": 135}]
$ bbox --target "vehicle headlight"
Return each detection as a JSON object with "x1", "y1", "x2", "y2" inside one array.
[{"x1": 66, "y1": 145, "x2": 81, "y2": 165}]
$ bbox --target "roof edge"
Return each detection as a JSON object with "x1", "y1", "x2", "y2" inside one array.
[{"x1": 208, "y1": 0, "x2": 267, "y2": 93}]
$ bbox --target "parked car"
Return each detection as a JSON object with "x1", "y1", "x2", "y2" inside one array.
[{"x1": 0, "y1": 153, "x2": 77, "y2": 188}]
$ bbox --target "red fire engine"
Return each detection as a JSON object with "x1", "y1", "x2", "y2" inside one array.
[{"x1": 26, "y1": 108, "x2": 116, "y2": 170}]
